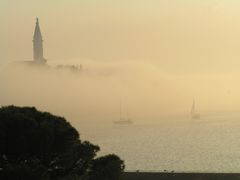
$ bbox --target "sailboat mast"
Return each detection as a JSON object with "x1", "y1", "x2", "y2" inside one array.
[
  {"x1": 120, "y1": 102, "x2": 122, "y2": 121},
  {"x1": 191, "y1": 99, "x2": 195, "y2": 115}
]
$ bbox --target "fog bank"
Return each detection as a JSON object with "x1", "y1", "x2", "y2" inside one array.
[{"x1": 1, "y1": 59, "x2": 240, "y2": 127}]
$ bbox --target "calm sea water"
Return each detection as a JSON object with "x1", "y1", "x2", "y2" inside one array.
[{"x1": 77, "y1": 116, "x2": 240, "y2": 172}]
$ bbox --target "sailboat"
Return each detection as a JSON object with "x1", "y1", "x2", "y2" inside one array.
[
  {"x1": 113, "y1": 103, "x2": 133, "y2": 125},
  {"x1": 191, "y1": 100, "x2": 200, "y2": 119}
]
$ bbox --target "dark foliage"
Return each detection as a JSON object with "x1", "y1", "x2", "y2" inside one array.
[
  {"x1": 88, "y1": 154, "x2": 125, "y2": 180},
  {"x1": 0, "y1": 105, "x2": 105, "y2": 180}
]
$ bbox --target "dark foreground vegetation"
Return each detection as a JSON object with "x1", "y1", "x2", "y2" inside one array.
[
  {"x1": 0, "y1": 106, "x2": 124, "y2": 180},
  {"x1": 122, "y1": 172, "x2": 240, "y2": 180}
]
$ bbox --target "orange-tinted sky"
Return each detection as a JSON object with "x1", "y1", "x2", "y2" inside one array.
[
  {"x1": 1, "y1": 0, "x2": 240, "y2": 73},
  {"x1": 2, "y1": 1, "x2": 240, "y2": 120}
]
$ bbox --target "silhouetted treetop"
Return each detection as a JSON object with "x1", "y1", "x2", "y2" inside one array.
[
  {"x1": 88, "y1": 154, "x2": 125, "y2": 180},
  {"x1": 0, "y1": 106, "x2": 99, "y2": 179},
  {"x1": 0, "y1": 105, "x2": 124, "y2": 180},
  {"x1": 0, "y1": 106, "x2": 82, "y2": 157}
]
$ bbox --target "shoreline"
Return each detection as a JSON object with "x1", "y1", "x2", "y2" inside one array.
[{"x1": 122, "y1": 172, "x2": 240, "y2": 180}]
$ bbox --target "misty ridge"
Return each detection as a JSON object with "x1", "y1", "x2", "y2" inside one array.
[{"x1": 1, "y1": 58, "x2": 240, "y2": 127}]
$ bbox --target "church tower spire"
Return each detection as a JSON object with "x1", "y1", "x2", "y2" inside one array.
[{"x1": 33, "y1": 18, "x2": 46, "y2": 64}]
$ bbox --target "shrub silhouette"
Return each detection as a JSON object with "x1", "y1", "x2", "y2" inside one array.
[{"x1": 0, "y1": 106, "x2": 124, "y2": 180}]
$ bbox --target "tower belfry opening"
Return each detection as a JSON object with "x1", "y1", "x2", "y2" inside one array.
[{"x1": 33, "y1": 18, "x2": 46, "y2": 64}]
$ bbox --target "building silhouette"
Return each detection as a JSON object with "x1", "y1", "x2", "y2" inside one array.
[
  {"x1": 15, "y1": 18, "x2": 82, "y2": 71},
  {"x1": 33, "y1": 18, "x2": 46, "y2": 64}
]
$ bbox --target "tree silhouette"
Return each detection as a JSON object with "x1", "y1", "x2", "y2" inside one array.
[
  {"x1": 88, "y1": 154, "x2": 125, "y2": 180},
  {"x1": 0, "y1": 106, "x2": 124, "y2": 180}
]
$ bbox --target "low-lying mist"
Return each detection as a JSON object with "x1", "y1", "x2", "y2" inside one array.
[{"x1": 1, "y1": 59, "x2": 240, "y2": 127}]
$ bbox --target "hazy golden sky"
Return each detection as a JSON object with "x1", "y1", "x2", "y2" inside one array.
[
  {"x1": 1, "y1": 0, "x2": 240, "y2": 73},
  {"x1": 2, "y1": 1, "x2": 240, "y2": 121}
]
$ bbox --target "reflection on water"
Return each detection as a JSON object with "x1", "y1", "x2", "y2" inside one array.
[{"x1": 78, "y1": 117, "x2": 240, "y2": 172}]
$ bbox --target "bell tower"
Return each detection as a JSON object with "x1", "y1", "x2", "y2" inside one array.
[{"x1": 33, "y1": 18, "x2": 46, "y2": 64}]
